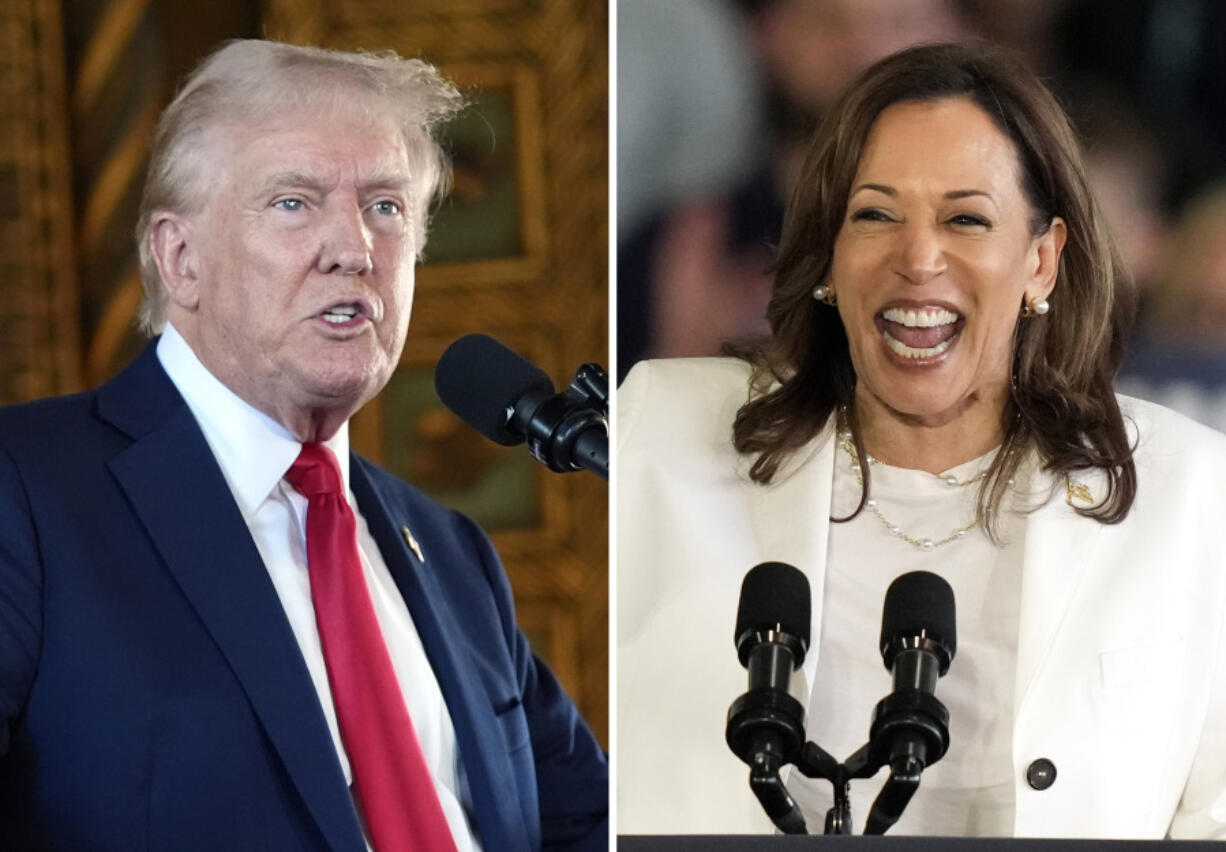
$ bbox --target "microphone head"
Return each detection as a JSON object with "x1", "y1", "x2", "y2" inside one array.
[
  {"x1": 735, "y1": 562, "x2": 811, "y2": 667},
  {"x1": 880, "y1": 571, "x2": 957, "y2": 671},
  {"x1": 435, "y1": 334, "x2": 554, "y2": 446}
]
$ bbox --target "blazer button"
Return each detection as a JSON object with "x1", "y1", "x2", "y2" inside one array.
[{"x1": 1026, "y1": 758, "x2": 1057, "y2": 790}]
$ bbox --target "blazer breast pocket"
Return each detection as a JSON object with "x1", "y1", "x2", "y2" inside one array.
[{"x1": 1099, "y1": 638, "x2": 1186, "y2": 691}]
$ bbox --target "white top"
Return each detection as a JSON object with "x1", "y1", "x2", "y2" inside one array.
[
  {"x1": 157, "y1": 324, "x2": 480, "y2": 851},
  {"x1": 790, "y1": 444, "x2": 1024, "y2": 835}
]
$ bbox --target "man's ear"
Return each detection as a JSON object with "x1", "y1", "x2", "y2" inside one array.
[{"x1": 149, "y1": 212, "x2": 200, "y2": 310}]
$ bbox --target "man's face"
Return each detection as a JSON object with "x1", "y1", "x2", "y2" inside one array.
[{"x1": 179, "y1": 100, "x2": 418, "y2": 438}]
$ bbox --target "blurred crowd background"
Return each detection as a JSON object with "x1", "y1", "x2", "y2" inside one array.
[{"x1": 617, "y1": 0, "x2": 1226, "y2": 433}]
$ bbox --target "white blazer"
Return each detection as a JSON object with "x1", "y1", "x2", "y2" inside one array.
[{"x1": 617, "y1": 357, "x2": 1226, "y2": 838}]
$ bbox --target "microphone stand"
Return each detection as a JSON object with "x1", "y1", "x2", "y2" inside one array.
[
  {"x1": 727, "y1": 684, "x2": 949, "y2": 835},
  {"x1": 513, "y1": 362, "x2": 609, "y2": 479}
]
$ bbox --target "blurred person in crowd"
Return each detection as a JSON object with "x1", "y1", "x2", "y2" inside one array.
[
  {"x1": 1118, "y1": 184, "x2": 1226, "y2": 432},
  {"x1": 618, "y1": 0, "x2": 967, "y2": 379},
  {"x1": 956, "y1": 0, "x2": 1073, "y2": 69},
  {"x1": 619, "y1": 42, "x2": 1226, "y2": 837},
  {"x1": 1067, "y1": 82, "x2": 1170, "y2": 297},
  {"x1": 617, "y1": 0, "x2": 761, "y2": 378},
  {"x1": 617, "y1": 0, "x2": 760, "y2": 239},
  {"x1": 1055, "y1": 0, "x2": 1226, "y2": 207}
]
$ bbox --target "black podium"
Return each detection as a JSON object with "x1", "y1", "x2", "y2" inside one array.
[{"x1": 619, "y1": 837, "x2": 1222, "y2": 851}]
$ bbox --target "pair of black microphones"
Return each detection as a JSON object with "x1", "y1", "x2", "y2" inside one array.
[
  {"x1": 434, "y1": 334, "x2": 608, "y2": 480},
  {"x1": 727, "y1": 562, "x2": 957, "y2": 835}
]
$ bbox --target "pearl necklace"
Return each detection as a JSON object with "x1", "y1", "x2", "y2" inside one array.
[{"x1": 837, "y1": 430, "x2": 994, "y2": 551}]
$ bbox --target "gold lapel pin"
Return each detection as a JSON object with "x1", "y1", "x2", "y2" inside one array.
[
  {"x1": 1065, "y1": 477, "x2": 1093, "y2": 506},
  {"x1": 400, "y1": 525, "x2": 425, "y2": 564}
]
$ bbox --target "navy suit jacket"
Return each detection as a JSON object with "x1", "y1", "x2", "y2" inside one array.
[{"x1": 0, "y1": 343, "x2": 608, "y2": 851}]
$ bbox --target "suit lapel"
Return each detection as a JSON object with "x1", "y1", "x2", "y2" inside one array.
[
  {"x1": 1013, "y1": 468, "x2": 1107, "y2": 716},
  {"x1": 350, "y1": 461, "x2": 530, "y2": 852},
  {"x1": 742, "y1": 420, "x2": 837, "y2": 704},
  {"x1": 99, "y1": 345, "x2": 365, "y2": 852}
]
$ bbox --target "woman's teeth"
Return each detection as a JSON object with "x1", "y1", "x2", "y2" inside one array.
[
  {"x1": 882, "y1": 330, "x2": 955, "y2": 359},
  {"x1": 881, "y1": 307, "x2": 959, "y2": 327},
  {"x1": 878, "y1": 307, "x2": 961, "y2": 359}
]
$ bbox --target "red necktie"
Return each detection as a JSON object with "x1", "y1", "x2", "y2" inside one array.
[{"x1": 286, "y1": 443, "x2": 458, "y2": 852}]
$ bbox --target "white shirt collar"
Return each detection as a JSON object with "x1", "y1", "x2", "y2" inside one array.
[{"x1": 156, "y1": 323, "x2": 351, "y2": 519}]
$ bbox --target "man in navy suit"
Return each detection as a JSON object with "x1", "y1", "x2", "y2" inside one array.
[{"x1": 0, "y1": 40, "x2": 607, "y2": 850}]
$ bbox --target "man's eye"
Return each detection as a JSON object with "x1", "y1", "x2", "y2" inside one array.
[
  {"x1": 273, "y1": 198, "x2": 304, "y2": 212},
  {"x1": 373, "y1": 200, "x2": 401, "y2": 215}
]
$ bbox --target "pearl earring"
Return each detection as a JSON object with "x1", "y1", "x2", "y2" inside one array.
[
  {"x1": 812, "y1": 284, "x2": 837, "y2": 306},
  {"x1": 1021, "y1": 295, "x2": 1050, "y2": 317}
]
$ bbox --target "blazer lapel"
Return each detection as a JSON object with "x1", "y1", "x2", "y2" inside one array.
[
  {"x1": 99, "y1": 346, "x2": 365, "y2": 852},
  {"x1": 741, "y1": 420, "x2": 837, "y2": 704},
  {"x1": 1013, "y1": 468, "x2": 1107, "y2": 716},
  {"x1": 350, "y1": 461, "x2": 531, "y2": 852}
]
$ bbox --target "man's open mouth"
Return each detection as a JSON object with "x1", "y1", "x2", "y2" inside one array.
[{"x1": 320, "y1": 303, "x2": 364, "y2": 325}]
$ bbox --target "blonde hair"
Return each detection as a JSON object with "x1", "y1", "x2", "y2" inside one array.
[{"x1": 134, "y1": 39, "x2": 464, "y2": 333}]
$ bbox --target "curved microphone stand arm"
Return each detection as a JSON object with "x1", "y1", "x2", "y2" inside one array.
[
  {"x1": 863, "y1": 755, "x2": 923, "y2": 835},
  {"x1": 726, "y1": 688, "x2": 811, "y2": 834},
  {"x1": 854, "y1": 686, "x2": 952, "y2": 835},
  {"x1": 748, "y1": 749, "x2": 807, "y2": 835}
]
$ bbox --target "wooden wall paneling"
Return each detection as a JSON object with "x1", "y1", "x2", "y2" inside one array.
[
  {"x1": 72, "y1": 0, "x2": 161, "y2": 385},
  {"x1": 65, "y1": 0, "x2": 261, "y2": 384},
  {"x1": 0, "y1": 0, "x2": 80, "y2": 402}
]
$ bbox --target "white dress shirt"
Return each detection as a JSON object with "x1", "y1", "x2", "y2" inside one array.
[{"x1": 157, "y1": 324, "x2": 480, "y2": 851}]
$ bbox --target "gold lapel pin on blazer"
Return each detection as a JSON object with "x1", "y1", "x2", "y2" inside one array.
[
  {"x1": 400, "y1": 525, "x2": 425, "y2": 564},
  {"x1": 1065, "y1": 477, "x2": 1093, "y2": 507}
]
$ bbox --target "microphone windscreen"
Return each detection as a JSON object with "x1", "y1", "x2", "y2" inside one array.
[
  {"x1": 735, "y1": 562, "x2": 812, "y2": 650},
  {"x1": 435, "y1": 334, "x2": 554, "y2": 446},
  {"x1": 880, "y1": 571, "x2": 957, "y2": 660}
]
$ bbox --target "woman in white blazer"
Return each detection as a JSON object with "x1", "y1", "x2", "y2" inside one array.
[{"x1": 617, "y1": 43, "x2": 1226, "y2": 839}]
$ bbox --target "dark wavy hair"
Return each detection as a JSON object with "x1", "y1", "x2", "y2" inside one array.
[{"x1": 732, "y1": 42, "x2": 1137, "y2": 535}]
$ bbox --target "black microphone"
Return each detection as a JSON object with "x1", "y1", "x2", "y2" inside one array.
[
  {"x1": 863, "y1": 571, "x2": 956, "y2": 833},
  {"x1": 735, "y1": 562, "x2": 811, "y2": 692},
  {"x1": 726, "y1": 562, "x2": 811, "y2": 834},
  {"x1": 434, "y1": 334, "x2": 608, "y2": 479}
]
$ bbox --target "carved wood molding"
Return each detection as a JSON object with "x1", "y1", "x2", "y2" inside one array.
[{"x1": 0, "y1": 0, "x2": 80, "y2": 402}]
